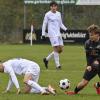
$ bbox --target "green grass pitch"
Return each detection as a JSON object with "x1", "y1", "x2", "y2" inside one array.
[{"x1": 0, "y1": 44, "x2": 100, "y2": 100}]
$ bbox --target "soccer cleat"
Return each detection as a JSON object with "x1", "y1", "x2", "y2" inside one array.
[
  {"x1": 47, "y1": 85, "x2": 56, "y2": 95},
  {"x1": 43, "y1": 58, "x2": 48, "y2": 69},
  {"x1": 65, "y1": 91, "x2": 77, "y2": 95},
  {"x1": 56, "y1": 66, "x2": 61, "y2": 70},
  {"x1": 94, "y1": 83, "x2": 100, "y2": 94}
]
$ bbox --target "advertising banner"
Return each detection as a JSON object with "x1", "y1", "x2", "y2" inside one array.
[{"x1": 23, "y1": 29, "x2": 88, "y2": 44}]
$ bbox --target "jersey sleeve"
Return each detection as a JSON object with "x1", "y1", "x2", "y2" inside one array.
[
  {"x1": 42, "y1": 14, "x2": 48, "y2": 36},
  {"x1": 5, "y1": 65, "x2": 20, "y2": 89},
  {"x1": 59, "y1": 13, "x2": 67, "y2": 31}
]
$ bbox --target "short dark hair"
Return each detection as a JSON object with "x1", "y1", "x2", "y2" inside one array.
[{"x1": 50, "y1": 1, "x2": 58, "y2": 7}]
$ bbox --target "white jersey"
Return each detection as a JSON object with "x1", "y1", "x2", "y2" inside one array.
[
  {"x1": 3, "y1": 58, "x2": 39, "y2": 75},
  {"x1": 3, "y1": 58, "x2": 40, "y2": 91},
  {"x1": 42, "y1": 11, "x2": 67, "y2": 38}
]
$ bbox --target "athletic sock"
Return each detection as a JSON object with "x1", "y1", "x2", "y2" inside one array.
[
  {"x1": 27, "y1": 80, "x2": 44, "y2": 93},
  {"x1": 30, "y1": 87, "x2": 47, "y2": 93},
  {"x1": 54, "y1": 51, "x2": 60, "y2": 67},
  {"x1": 30, "y1": 88, "x2": 40, "y2": 93},
  {"x1": 46, "y1": 52, "x2": 54, "y2": 61},
  {"x1": 74, "y1": 86, "x2": 83, "y2": 93}
]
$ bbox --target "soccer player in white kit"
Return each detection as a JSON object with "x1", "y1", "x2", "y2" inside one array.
[
  {"x1": 0, "y1": 58, "x2": 56, "y2": 95},
  {"x1": 42, "y1": 1, "x2": 67, "y2": 69}
]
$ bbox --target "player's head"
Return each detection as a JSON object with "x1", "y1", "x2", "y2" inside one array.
[
  {"x1": 87, "y1": 24, "x2": 100, "y2": 41},
  {"x1": 50, "y1": 1, "x2": 58, "y2": 13},
  {"x1": 0, "y1": 63, "x2": 4, "y2": 72}
]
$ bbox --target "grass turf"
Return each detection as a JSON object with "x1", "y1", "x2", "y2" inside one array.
[{"x1": 0, "y1": 44, "x2": 100, "y2": 100}]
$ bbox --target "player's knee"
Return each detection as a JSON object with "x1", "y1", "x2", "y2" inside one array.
[
  {"x1": 58, "y1": 49, "x2": 62, "y2": 53},
  {"x1": 24, "y1": 74, "x2": 33, "y2": 84},
  {"x1": 57, "y1": 47, "x2": 63, "y2": 53},
  {"x1": 54, "y1": 46, "x2": 63, "y2": 53}
]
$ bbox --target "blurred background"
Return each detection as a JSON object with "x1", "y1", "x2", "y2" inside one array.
[{"x1": 0, "y1": 0, "x2": 100, "y2": 43}]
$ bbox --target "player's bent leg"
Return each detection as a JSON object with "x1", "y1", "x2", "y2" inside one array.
[
  {"x1": 46, "y1": 52, "x2": 54, "y2": 61},
  {"x1": 23, "y1": 74, "x2": 33, "y2": 93},
  {"x1": 67, "y1": 66, "x2": 98, "y2": 95},
  {"x1": 30, "y1": 88, "x2": 42, "y2": 94},
  {"x1": 24, "y1": 74, "x2": 49, "y2": 95},
  {"x1": 75, "y1": 79, "x2": 89, "y2": 93},
  {"x1": 83, "y1": 66, "x2": 99, "y2": 94},
  {"x1": 67, "y1": 66, "x2": 97, "y2": 95},
  {"x1": 66, "y1": 79, "x2": 89, "y2": 95},
  {"x1": 30, "y1": 86, "x2": 56, "y2": 95}
]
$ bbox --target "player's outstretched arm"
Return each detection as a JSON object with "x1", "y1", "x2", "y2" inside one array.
[
  {"x1": 8, "y1": 67, "x2": 21, "y2": 94},
  {"x1": 5, "y1": 78, "x2": 14, "y2": 92}
]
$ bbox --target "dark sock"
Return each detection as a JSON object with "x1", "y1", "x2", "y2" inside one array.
[{"x1": 74, "y1": 86, "x2": 83, "y2": 93}]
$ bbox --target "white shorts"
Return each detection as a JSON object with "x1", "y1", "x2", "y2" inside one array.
[
  {"x1": 25, "y1": 64, "x2": 40, "y2": 83},
  {"x1": 49, "y1": 36, "x2": 64, "y2": 47}
]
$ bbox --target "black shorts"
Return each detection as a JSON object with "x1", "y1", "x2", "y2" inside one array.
[{"x1": 83, "y1": 66, "x2": 100, "y2": 81}]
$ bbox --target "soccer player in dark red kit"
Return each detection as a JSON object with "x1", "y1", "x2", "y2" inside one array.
[{"x1": 66, "y1": 24, "x2": 100, "y2": 95}]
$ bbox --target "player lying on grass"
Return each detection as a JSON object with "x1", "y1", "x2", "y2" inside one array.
[
  {"x1": 66, "y1": 24, "x2": 100, "y2": 95},
  {"x1": 0, "y1": 58, "x2": 56, "y2": 95}
]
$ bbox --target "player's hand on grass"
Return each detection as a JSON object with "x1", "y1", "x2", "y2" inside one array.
[
  {"x1": 2, "y1": 90, "x2": 9, "y2": 94},
  {"x1": 16, "y1": 88, "x2": 21, "y2": 94},
  {"x1": 87, "y1": 66, "x2": 92, "y2": 71}
]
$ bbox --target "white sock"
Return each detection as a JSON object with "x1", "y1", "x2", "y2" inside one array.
[
  {"x1": 30, "y1": 87, "x2": 47, "y2": 93},
  {"x1": 30, "y1": 88, "x2": 40, "y2": 93},
  {"x1": 46, "y1": 52, "x2": 54, "y2": 61},
  {"x1": 27, "y1": 80, "x2": 44, "y2": 93},
  {"x1": 54, "y1": 51, "x2": 60, "y2": 67}
]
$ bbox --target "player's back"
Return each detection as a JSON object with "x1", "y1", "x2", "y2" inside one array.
[{"x1": 3, "y1": 58, "x2": 39, "y2": 75}]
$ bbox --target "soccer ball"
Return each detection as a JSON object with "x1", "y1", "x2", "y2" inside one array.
[{"x1": 59, "y1": 79, "x2": 70, "y2": 90}]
